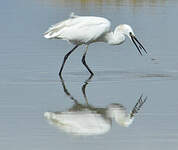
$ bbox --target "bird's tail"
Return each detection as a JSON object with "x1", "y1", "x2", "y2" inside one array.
[
  {"x1": 43, "y1": 32, "x2": 53, "y2": 39},
  {"x1": 43, "y1": 25, "x2": 62, "y2": 39},
  {"x1": 43, "y1": 12, "x2": 79, "y2": 39}
]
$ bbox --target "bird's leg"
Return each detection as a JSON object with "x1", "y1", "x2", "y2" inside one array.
[
  {"x1": 81, "y1": 45, "x2": 94, "y2": 76},
  {"x1": 59, "y1": 45, "x2": 79, "y2": 77}
]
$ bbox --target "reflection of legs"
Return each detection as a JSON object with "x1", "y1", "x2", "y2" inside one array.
[
  {"x1": 59, "y1": 45, "x2": 79, "y2": 76},
  {"x1": 59, "y1": 75, "x2": 78, "y2": 104},
  {"x1": 82, "y1": 45, "x2": 94, "y2": 76},
  {"x1": 82, "y1": 75, "x2": 93, "y2": 105}
]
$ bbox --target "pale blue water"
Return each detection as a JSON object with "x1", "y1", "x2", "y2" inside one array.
[{"x1": 1, "y1": 0, "x2": 178, "y2": 149}]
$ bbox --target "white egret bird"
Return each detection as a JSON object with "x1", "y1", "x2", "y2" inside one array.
[
  {"x1": 44, "y1": 13, "x2": 147, "y2": 76},
  {"x1": 44, "y1": 97, "x2": 146, "y2": 136},
  {"x1": 44, "y1": 76, "x2": 147, "y2": 136}
]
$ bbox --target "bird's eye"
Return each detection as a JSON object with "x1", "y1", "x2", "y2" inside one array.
[{"x1": 129, "y1": 32, "x2": 132, "y2": 36}]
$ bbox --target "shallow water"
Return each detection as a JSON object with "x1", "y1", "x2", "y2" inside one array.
[{"x1": 1, "y1": 0, "x2": 178, "y2": 149}]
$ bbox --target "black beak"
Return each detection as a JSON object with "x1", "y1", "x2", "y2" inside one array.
[{"x1": 130, "y1": 32, "x2": 147, "y2": 56}]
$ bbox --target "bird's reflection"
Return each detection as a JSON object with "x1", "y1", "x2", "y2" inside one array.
[{"x1": 44, "y1": 76, "x2": 147, "y2": 136}]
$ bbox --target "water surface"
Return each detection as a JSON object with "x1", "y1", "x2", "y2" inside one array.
[{"x1": 1, "y1": 0, "x2": 178, "y2": 149}]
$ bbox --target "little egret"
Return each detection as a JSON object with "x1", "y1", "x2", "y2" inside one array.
[
  {"x1": 44, "y1": 13, "x2": 147, "y2": 76},
  {"x1": 44, "y1": 76, "x2": 147, "y2": 136}
]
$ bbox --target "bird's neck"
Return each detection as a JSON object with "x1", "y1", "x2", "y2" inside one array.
[{"x1": 103, "y1": 30, "x2": 125, "y2": 45}]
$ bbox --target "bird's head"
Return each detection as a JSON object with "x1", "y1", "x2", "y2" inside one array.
[
  {"x1": 117, "y1": 24, "x2": 135, "y2": 37},
  {"x1": 106, "y1": 103, "x2": 134, "y2": 127},
  {"x1": 117, "y1": 24, "x2": 147, "y2": 55}
]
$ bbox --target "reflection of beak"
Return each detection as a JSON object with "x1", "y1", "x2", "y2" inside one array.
[{"x1": 130, "y1": 33, "x2": 147, "y2": 56}]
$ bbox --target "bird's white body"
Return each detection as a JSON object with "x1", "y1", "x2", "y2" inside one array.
[
  {"x1": 44, "y1": 103, "x2": 134, "y2": 136},
  {"x1": 44, "y1": 13, "x2": 147, "y2": 76},
  {"x1": 44, "y1": 111, "x2": 111, "y2": 136},
  {"x1": 44, "y1": 13, "x2": 127, "y2": 45},
  {"x1": 44, "y1": 75, "x2": 146, "y2": 136}
]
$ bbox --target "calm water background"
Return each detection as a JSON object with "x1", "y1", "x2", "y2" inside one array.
[{"x1": 1, "y1": 0, "x2": 178, "y2": 149}]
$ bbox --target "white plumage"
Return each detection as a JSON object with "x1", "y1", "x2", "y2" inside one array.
[
  {"x1": 44, "y1": 101, "x2": 146, "y2": 136},
  {"x1": 44, "y1": 76, "x2": 147, "y2": 136},
  {"x1": 44, "y1": 13, "x2": 147, "y2": 76},
  {"x1": 44, "y1": 13, "x2": 111, "y2": 45},
  {"x1": 44, "y1": 111, "x2": 111, "y2": 136}
]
